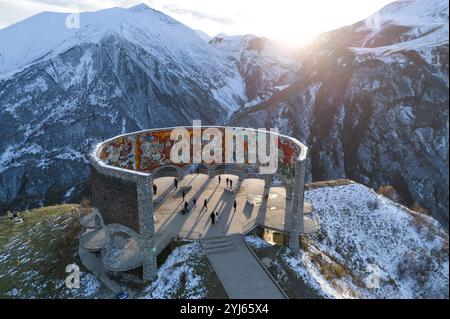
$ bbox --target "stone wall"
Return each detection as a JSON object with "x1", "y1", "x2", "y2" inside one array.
[
  {"x1": 98, "y1": 127, "x2": 306, "y2": 181},
  {"x1": 90, "y1": 167, "x2": 140, "y2": 233}
]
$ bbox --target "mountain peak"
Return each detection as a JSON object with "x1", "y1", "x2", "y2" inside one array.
[
  {"x1": 0, "y1": 3, "x2": 206, "y2": 76},
  {"x1": 128, "y1": 3, "x2": 152, "y2": 12}
]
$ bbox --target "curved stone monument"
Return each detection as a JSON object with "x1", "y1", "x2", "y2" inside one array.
[{"x1": 89, "y1": 126, "x2": 311, "y2": 282}]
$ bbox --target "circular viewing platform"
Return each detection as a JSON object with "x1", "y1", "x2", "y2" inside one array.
[{"x1": 86, "y1": 126, "x2": 317, "y2": 282}]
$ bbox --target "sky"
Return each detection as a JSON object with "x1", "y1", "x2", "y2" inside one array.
[{"x1": 0, "y1": 0, "x2": 395, "y2": 46}]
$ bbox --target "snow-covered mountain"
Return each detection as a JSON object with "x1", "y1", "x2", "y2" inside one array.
[
  {"x1": 0, "y1": 0, "x2": 448, "y2": 228},
  {"x1": 230, "y1": 0, "x2": 449, "y2": 226},
  {"x1": 0, "y1": 4, "x2": 245, "y2": 209}
]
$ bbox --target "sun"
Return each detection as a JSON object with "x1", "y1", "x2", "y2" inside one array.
[
  {"x1": 249, "y1": 0, "x2": 394, "y2": 47},
  {"x1": 156, "y1": 0, "x2": 395, "y2": 48}
]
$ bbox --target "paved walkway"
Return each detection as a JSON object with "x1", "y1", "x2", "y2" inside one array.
[
  {"x1": 78, "y1": 245, "x2": 136, "y2": 297},
  {"x1": 201, "y1": 234, "x2": 286, "y2": 299},
  {"x1": 153, "y1": 173, "x2": 318, "y2": 254},
  {"x1": 151, "y1": 174, "x2": 316, "y2": 298}
]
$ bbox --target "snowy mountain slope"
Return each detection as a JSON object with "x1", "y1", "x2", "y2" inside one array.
[
  {"x1": 194, "y1": 29, "x2": 212, "y2": 42},
  {"x1": 0, "y1": 4, "x2": 246, "y2": 113},
  {"x1": 230, "y1": 0, "x2": 449, "y2": 226},
  {"x1": 210, "y1": 34, "x2": 299, "y2": 102},
  {"x1": 359, "y1": 0, "x2": 449, "y2": 48},
  {"x1": 284, "y1": 182, "x2": 448, "y2": 299},
  {"x1": 0, "y1": 4, "x2": 244, "y2": 101},
  {"x1": 306, "y1": 0, "x2": 448, "y2": 52},
  {"x1": 0, "y1": 4, "x2": 246, "y2": 210}
]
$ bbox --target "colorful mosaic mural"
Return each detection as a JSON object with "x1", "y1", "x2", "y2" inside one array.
[
  {"x1": 278, "y1": 136, "x2": 302, "y2": 179},
  {"x1": 137, "y1": 131, "x2": 174, "y2": 172},
  {"x1": 98, "y1": 128, "x2": 303, "y2": 180},
  {"x1": 101, "y1": 136, "x2": 135, "y2": 170}
]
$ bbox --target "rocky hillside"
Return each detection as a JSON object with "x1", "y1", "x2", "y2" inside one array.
[
  {"x1": 230, "y1": 0, "x2": 449, "y2": 226},
  {"x1": 0, "y1": 204, "x2": 226, "y2": 298},
  {"x1": 0, "y1": 205, "x2": 108, "y2": 298},
  {"x1": 1, "y1": 181, "x2": 446, "y2": 299},
  {"x1": 210, "y1": 34, "x2": 299, "y2": 102},
  {"x1": 247, "y1": 180, "x2": 449, "y2": 299}
]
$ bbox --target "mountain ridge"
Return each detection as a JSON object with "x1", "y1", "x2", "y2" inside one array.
[
  {"x1": 0, "y1": 4, "x2": 245, "y2": 210},
  {"x1": 228, "y1": 0, "x2": 449, "y2": 226}
]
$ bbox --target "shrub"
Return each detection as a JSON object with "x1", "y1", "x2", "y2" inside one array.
[
  {"x1": 367, "y1": 198, "x2": 380, "y2": 210},
  {"x1": 310, "y1": 252, "x2": 348, "y2": 281},
  {"x1": 377, "y1": 185, "x2": 399, "y2": 202},
  {"x1": 410, "y1": 202, "x2": 429, "y2": 215},
  {"x1": 81, "y1": 197, "x2": 91, "y2": 208},
  {"x1": 397, "y1": 250, "x2": 433, "y2": 286},
  {"x1": 412, "y1": 213, "x2": 433, "y2": 232}
]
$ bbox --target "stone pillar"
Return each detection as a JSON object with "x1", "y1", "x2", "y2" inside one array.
[
  {"x1": 288, "y1": 160, "x2": 306, "y2": 253},
  {"x1": 285, "y1": 182, "x2": 295, "y2": 228},
  {"x1": 136, "y1": 175, "x2": 157, "y2": 282},
  {"x1": 264, "y1": 175, "x2": 271, "y2": 190}
]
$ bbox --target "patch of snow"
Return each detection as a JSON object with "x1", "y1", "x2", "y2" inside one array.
[
  {"x1": 245, "y1": 235, "x2": 272, "y2": 249},
  {"x1": 64, "y1": 187, "x2": 75, "y2": 198},
  {"x1": 274, "y1": 84, "x2": 291, "y2": 91},
  {"x1": 141, "y1": 242, "x2": 206, "y2": 299},
  {"x1": 284, "y1": 183, "x2": 448, "y2": 298}
]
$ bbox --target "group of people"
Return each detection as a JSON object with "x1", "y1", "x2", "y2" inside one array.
[
  {"x1": 152, "y1": 178, "x2": 180, "y2": 196},
  {"x1": 218, "y1": 175, "x2": 233, "y2": 190},
  {"x1": 161, "y1": 174, "x2": 239, "y2": 224},
  {"x1": 210, "y1": 211, "x2": 219, "y2": 224},
  {"x1": 180, "y1": 196, "x2": 204, "y2": 215},
  {"x1": 181, "y1": 197, "x2": 197, "y2": 215}
]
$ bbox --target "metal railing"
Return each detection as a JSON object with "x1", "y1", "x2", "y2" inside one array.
[
  {"x1": 176, "y1": 230, "x2": 203, "y2": 240},
  {"x1": 241, "y1": 218, "x2": 259, "y2": 235}
]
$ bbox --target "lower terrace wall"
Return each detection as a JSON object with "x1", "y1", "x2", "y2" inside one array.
[{"x1": 90, "y1": 167, "x2": 140, "y2": 233}]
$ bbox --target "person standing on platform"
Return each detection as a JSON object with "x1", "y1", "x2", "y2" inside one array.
[
  {"x1": 203, "y1": 198, "x2": 208, "y2": 210},
  {"x1": 174, "y1": 178, "x2": 178, "y2": 190},
  {"x1": 233, "y1": 200, "x2": 237, "y2": 212},
  {"x1": 210, "y1": 211, "x2": 216, "y2": 224}
]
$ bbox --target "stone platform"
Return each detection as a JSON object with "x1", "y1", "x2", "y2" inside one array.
[{"x1": 153, "y1": 173, "x2": 319, "y2": 254}]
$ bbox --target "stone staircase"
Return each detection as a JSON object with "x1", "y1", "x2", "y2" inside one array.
[{"x1": 201, "y1": 236, "x2": 236, "y2": 254}]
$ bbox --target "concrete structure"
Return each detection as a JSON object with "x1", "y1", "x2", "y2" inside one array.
[
  {"x1": 201, "y1": 234, "x2": 286, "y2": 299},
  {"x1": 88, "y1": 126, "x2": 314, "y2": 283}
]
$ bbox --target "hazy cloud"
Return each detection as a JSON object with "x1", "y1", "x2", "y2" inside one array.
[
  {"x1": 162, "y1": 4, "x2": 235, "y2": 25},
  {"x1": 0, "y1": 0, "x2": 396, "y2": 46}
]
